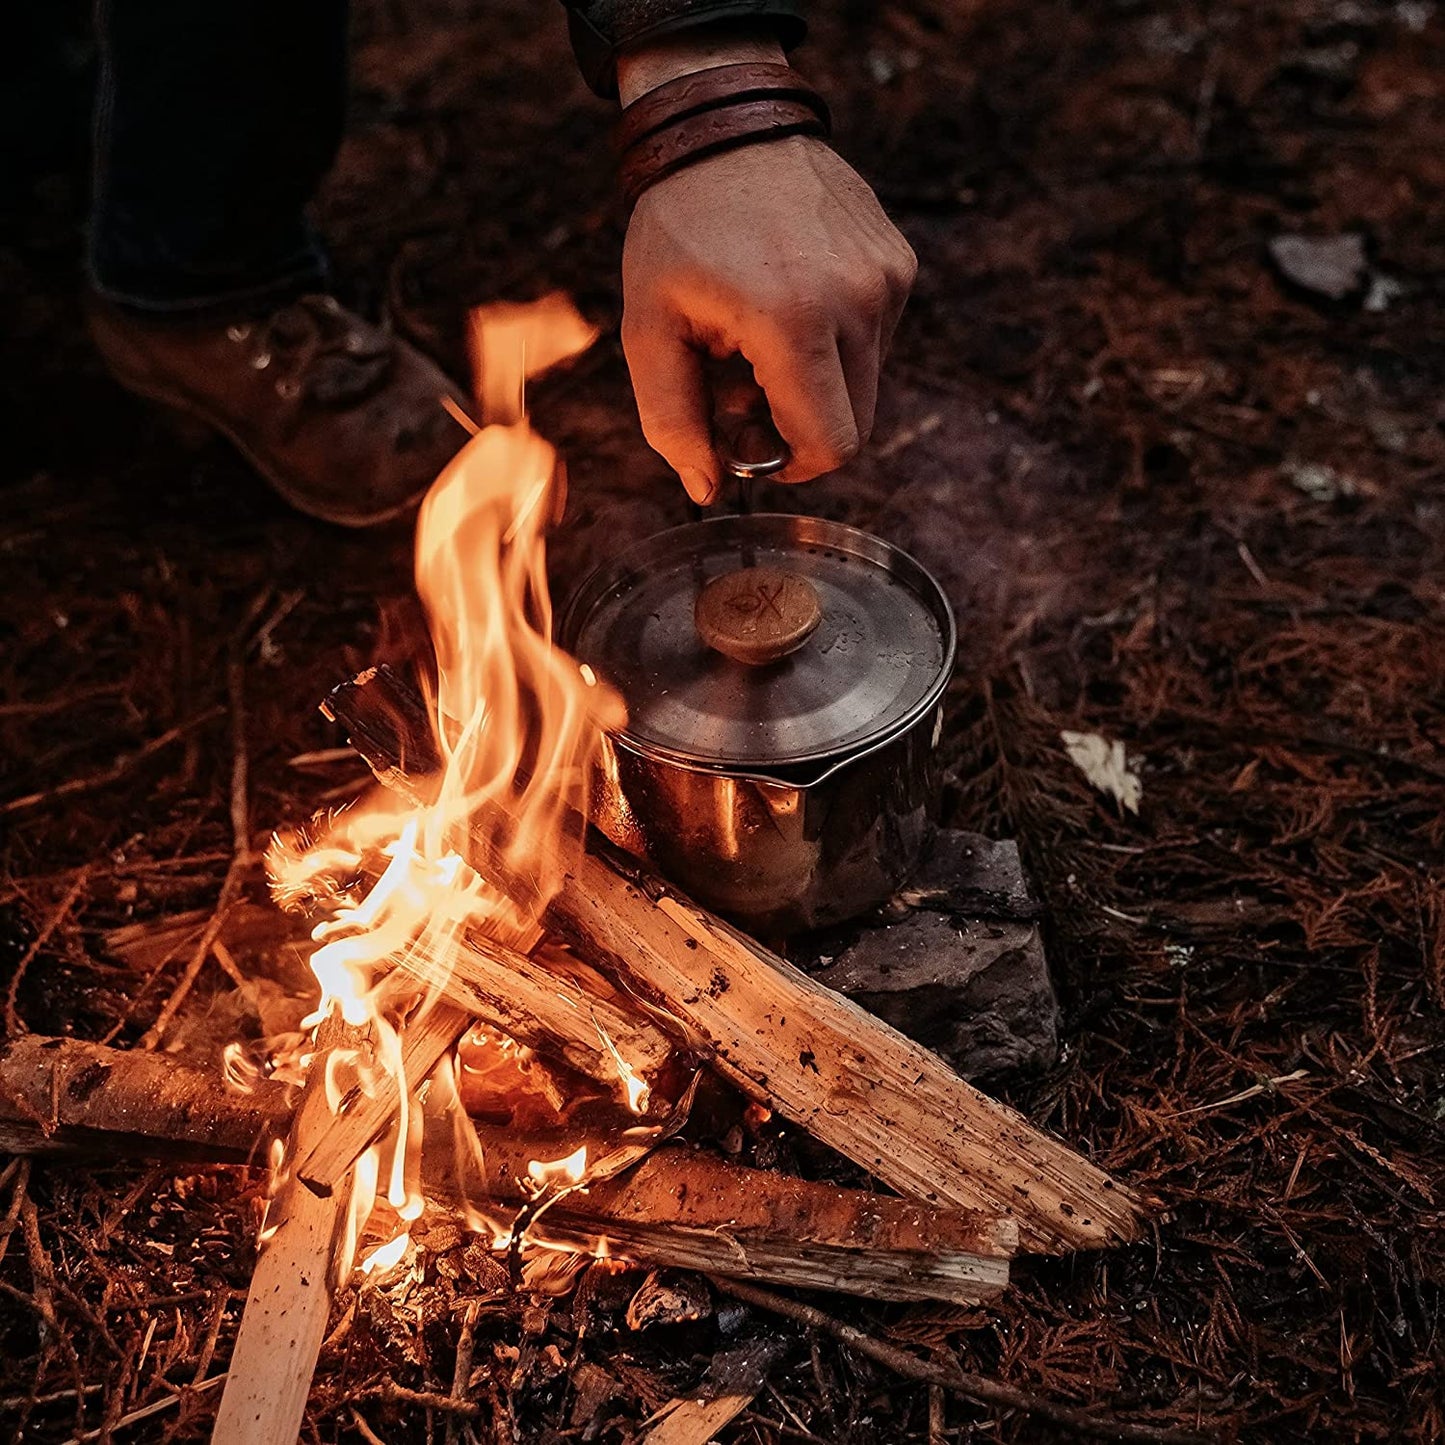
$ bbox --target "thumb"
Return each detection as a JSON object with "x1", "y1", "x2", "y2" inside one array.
[{"x1": 622, "y1": 316, "x2": 720, "y2": 505}]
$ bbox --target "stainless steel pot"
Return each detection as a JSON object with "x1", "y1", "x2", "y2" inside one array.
[{"x1": 560, "y1": 513, "x2": 956, "y2": 936}]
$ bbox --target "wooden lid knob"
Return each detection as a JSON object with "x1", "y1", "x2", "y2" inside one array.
[{"x1": 695, "y1": 566, "x2": 822, "y2": 666}]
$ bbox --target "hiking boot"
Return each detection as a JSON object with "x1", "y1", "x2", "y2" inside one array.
[{"x1": 88, "y1": 292, "x2": 469, "y2": 527}]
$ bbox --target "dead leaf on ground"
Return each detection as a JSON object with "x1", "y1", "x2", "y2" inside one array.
[{"x1": 1060, "y1": 730, "x2": 1143, "y2": 814}]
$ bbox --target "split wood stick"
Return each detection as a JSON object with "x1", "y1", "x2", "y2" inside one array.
[
  {"x1": 503, "y1": 1136, "x2": 1015, "y2": 1260},
  {"x1": 0, "y1": 1036, "x2": 1012, "y2": 1305},
  {"x1": 290, "y1": 1000, "x2": 474, "y2": 1196},
  {"x1": 328, "y1": 666, "x2": 1152, "y2": 1253},
  {"x1": 499, "y1": 1143, "x2": 1013, "y2": 1305},
  {"x1": 454, "y1": 1116, "x2": 1013, "y2": 1304},
  {"x1": 526, "y1": 1216, "x2": 1006, "y2": 1305},
  {"x1": 212, "y1": 1013, "x2": 358, "y2": 1445},
  {"x1": 440, "y1": 933, "x2": 677, "y2": 1080},
  {"x1": 641, "y1": 1392, "x2": 756, "y2": 1445}
]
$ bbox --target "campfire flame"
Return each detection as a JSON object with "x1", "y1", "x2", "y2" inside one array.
[
  {"x1": 527, "y1": 1144, "x2": 589, "y2": 1190},
  {"x1": 257, "y1": 294, "x2": 629, "y2": 1269},
  {"x1": 358, "y1": 1228, "x2": 411, "y2": 1277}
]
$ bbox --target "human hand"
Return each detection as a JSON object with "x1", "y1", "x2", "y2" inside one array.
[{"x1": 617, "y1": 41, "x2": 916, "y2": 503}]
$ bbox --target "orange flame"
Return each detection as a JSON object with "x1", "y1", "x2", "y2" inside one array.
[
  {"x1": 415, "y1": 300, "x2": 623, "y2": 947},
  {"x1": 527, "y1": 1144, "x2": 589, "y2": 1190},
  {"x1": 261, "y1": 294, "x2": 634, "y2": 1272},
  {"x1": 358, "y1": 1229, "x2": 411, "y2": 1278}
]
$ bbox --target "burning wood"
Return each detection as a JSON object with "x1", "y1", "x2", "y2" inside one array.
[
  {"x1": 326, "y1": 663, "x2": 1152, "y2": 1255},
  {"x1": 213, "y1": 1011, "x2": 364, "y2": 1445},
  {"x1": 517, "y1": 1145, "x2": 1014, "y2": 1305},
  {"x1": 0, "y1": 1035, "x2": 1013, "y2": 1306},
  {"x1": 205, "y1": 297, "x2": 629, "y2": 1439},
  {"x1": 442, "y1": 933, "x2": 676, "y2": 1084},
  {"x1": 80, "y1": 295, "x2": 1152, "y2": 1436}
]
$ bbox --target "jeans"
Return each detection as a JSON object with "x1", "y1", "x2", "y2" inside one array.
[{"x1": 90, "y1": 0, "x2": 349, "y2": 313}]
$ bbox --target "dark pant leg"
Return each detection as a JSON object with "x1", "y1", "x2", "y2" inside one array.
[{"x1": 90, "y1": 0, "x2": 349, "y2": 313}]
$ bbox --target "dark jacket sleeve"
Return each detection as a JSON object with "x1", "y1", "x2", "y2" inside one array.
[{"x1": 562, "y1": 0, "x2": 807, "y2": 97}]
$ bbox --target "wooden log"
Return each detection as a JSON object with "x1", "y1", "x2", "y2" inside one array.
[
  {"x1": 327, "y1": 666, "x2": 1153, "y2": 1254},
  {"x1": 497, "y1": 1137, "x2": 1014, "y2": 1304},
  {"x1": 0, "y1": 1036, "x2": 1011, "y2": 1305},
  {"x1": 212, "y1": 1012, "x2": 359, "y2": 1445},
  {"x1": 0, "y1": 1034, "x2": 289, "y2": 1162}
]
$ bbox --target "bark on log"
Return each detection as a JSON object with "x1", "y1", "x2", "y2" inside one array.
[
  {"x1": 0, "y1": 1035, "x2": 1011, "y2": 1305},
  {"x1": 0, "y1": 1034, "x2": 290, "y2": 1162},
  {"x1": 326, "y1": 666, "x2": 1153, "y2": 1254},
  {"x1": 508, "y1": 1141, "x2": 1013, "y2": 1304}
]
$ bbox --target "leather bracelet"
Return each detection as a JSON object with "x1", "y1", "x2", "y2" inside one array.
[
  {"x1": 613, "y1": 60, "x2": 829, "y2": 156},
  {"x1": 618, "y1": 98, "x2": 830, "y2": 210}
]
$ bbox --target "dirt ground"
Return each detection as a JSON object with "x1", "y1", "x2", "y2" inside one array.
[{"x1": 3, "y1": 0, "x2": 1444, "y2": 1439}]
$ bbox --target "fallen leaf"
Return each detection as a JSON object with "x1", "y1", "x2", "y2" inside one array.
[
  {"x1": 1267, "y1": 233, "x2": 1368, "y2": 300},
  {"x1": 1060, "y1": 730, "x2": 1142, "y2": 814}
]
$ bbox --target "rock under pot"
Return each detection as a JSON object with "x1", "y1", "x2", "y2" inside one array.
[{"x1": 561, "y1": 514, "x2": 956, "y2": 936}]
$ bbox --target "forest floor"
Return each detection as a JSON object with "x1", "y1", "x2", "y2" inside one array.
[{"x1": 2, "y1": 0, "x2": 1443, "y2": 1439}]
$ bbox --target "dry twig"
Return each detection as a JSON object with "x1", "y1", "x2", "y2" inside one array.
[
  {"x1": 712, "y1": 1279, "x2": 1212, "y2": 1445},
  {"x1": 0, "y1": 711, "x2": 222, "y2": 817},
  {"x1": 4, "y1": 868, "x2": 90, "y2": 1037}
]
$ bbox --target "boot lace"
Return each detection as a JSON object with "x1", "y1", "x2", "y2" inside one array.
[{"x1": 225, "y1": 295, "x2": 392, "y2": 406}]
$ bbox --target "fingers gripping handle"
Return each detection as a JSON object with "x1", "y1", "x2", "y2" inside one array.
[
  {"x1": 708, "y1": 356, "x2": 791, "y2": 483},
  {"x1": 719, "y1": 418, "x2": 789, "y2": 480}
]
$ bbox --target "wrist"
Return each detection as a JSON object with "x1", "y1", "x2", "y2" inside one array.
[{"x1": 617, "y1": 22, "x2": 787, "y2": 105}]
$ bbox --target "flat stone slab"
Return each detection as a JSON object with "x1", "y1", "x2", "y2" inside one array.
[{"x1": 797, "y1": 829, "x2": 1058, "y2": 1082}]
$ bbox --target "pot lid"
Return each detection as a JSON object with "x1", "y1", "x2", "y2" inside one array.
[{"x1": 561, "y1": 514, "x2": 955, "y2": 770}]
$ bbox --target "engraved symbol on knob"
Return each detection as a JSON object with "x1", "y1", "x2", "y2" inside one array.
[{"x1": 694, "y1": 566, "x2": 823, "y2": 666}]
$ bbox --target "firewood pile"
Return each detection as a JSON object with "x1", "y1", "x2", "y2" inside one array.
[
  {"x1": 0, "y1": 294, "x2": 1180, "y2": 1445},
  {"x1": 0, "y1": 658, "x2": 1173, "y2": 1444}
]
